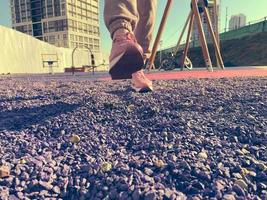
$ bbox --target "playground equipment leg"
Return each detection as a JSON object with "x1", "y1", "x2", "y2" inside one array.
[{"x1": 147, "y1": 0, "x2": 173, "y2": 70}]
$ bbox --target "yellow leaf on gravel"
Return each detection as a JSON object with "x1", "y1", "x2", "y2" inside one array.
[
  {"x1": 101, "y1": 162, "x2": 112, "y2": 172},
  {"x1": 70, "y1": 134, "x2": 80, "y2": 143}
]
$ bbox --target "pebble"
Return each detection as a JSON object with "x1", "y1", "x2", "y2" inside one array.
[
  {"x1": 20, "y1": 171, "x2": 30, "y2": 180},
  {"x1": 144, "y1": 191, "x2": 157, "y2": 200},
  {"x1": 144, "y1": 167, "x2": 153, "y2": 176},
  {"x1": 234, "y1": 179, "x2": 248, "y2": 191},
  {"x1": 223, "y1": 194, "x2": 236, "y2": 200},
  {"x1": 257, "y1": 163, "x2": 267, "y2": 171},
  {"x1": 258, "y1": 183, "x2": 267, "y2": 190},
  {"x1": 241, "y1": 148, "x2": 250, "y2": 155},
  {"x1": 198, "y1": 151, "x2": 208, "y2": 159},
  {"x1": 52, "y1": 186, "x2": 61, "y2": 194},
  {"x1": 17, "y1": 192, "x2": 25, "y2": 199},
  {"x1": 8, "y1": 195, "x2": 19, "y2": 200},
  {"x1": 180, "y1": 161, "x2": 191, "y2": 171},
  {"x1": 214, "y1": 180, "x2": 225, "y2": 191},
  {"x1": 233, "y1": 173, "x2": 243, "y2": 179},
  {"x1": 154, "y1": 160, "x2": 165, "y2": 168},
  {"x1": 144, "y1": 175, "x2": 154, "y2": 183},
  {"x1": 18, "y1": 159, "x2": 27, "y2": 164},
  {"x1": 0, "y1": 186, "x2": 9, "y2": 199},
  {"x1": 40, "y1": 190, "x2": 49, "y2": 196},
  {"x1": 248, "y1": 171, "x2": 257, "y2": 177},
  {"x1": 109, "y1": 189, "x2": 118, "y2": 199},
  {"x1": 39, "y1": 181, "x2": 53, "y2": 190},
  {"x1": 127, "y1": 104, "x2": 135, "y2": 112},
  {"x1": 233, "y1": 184, "x2": 246, "y2": 196},
  {"x1": 132, "y1": 189, "x2": 141, "y2": 200}
]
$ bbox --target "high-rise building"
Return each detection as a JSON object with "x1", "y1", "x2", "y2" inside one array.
[
  {"x1": 191, "y1": 0, "x2": 220, "y2": 45},
  {"x1": 10, "y1": 0, "x2": 100, "y2": 52},
  {"x1": 229, "y1": 14, "x2": 246, "y2": 31}
]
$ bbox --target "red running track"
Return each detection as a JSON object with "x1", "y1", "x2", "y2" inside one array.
[{"x1": 100, "y1": 67, "x2": 267, "y2": 81}]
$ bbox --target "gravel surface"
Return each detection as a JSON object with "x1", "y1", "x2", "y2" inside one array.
[{"x1": 0, "y1": 76, "x2": 266, "y2": 200}]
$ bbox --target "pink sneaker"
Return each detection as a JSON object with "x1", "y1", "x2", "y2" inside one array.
[
  {"x1": 131, "y1": 70, "x2": 153, "y2": 93},
  {"x1": 109, "y1": 32, "x2": 144, "y2": 80}
]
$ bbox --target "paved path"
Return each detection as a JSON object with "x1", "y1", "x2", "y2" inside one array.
[{"x1": 100, "y1": 66, "x2": 267, "y2": 81}]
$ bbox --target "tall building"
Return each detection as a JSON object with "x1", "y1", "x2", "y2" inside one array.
[
  {"x1": 191, "y1": 0, "x2": 219, "y2": 45},
  {"x1": 10, "y1": 0, "x2": 100, "y2": 52},
  {"x1": 229, "y1": 14, "x2": 246, "y2": 31}
]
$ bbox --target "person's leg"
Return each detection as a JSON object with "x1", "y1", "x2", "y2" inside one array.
[
  {"x1": 104, "y1": 0, "x2": 144, "y2": 80},
  {"x1": 135, "y1": 0, "x2": 158, "y2": 59},
  {"x1": 104, "y1": 0, "x2": 137, "y2": 38},
  {"x1": 130, "y1": 0, "x2": 157, "y2": 92}
]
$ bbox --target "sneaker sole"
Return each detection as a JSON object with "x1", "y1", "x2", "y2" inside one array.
[
  {"x1": 109, "y1": 48, "x2": 144, "y2": 80},
  {"x1": 131, "y1": 85, "x2": 153, "y2": 93}
]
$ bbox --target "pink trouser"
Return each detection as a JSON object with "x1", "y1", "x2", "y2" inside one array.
[{"x1": 104, "y1": 0, "x2": 157, "y2": 57}]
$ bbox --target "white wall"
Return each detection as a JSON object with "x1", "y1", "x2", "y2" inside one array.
[{"x1": 0, "y1": 25, "x2": 106, "y2": 74}]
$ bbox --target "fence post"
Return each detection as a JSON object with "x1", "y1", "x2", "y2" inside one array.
[{"x1": 263, "y1": 17, "x2": 267, "y2": 32}]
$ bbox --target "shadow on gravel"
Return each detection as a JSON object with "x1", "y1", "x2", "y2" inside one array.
[
  {"x1": 0, "y1": 95, "x2": 46, "y2": 103},
  {"x1": 106, "y1": 88, "x2": 137, "y2": 103},
  {"x1": 106, "y1": 88, "x2": 133, "y2": 96},
  {"x1": 0, "y1": 102, "x2": 80, "y2": 131}
]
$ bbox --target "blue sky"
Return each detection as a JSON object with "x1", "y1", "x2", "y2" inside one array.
[{"x1": 1, "y1": 0, "x2": 267, "y2": 54}]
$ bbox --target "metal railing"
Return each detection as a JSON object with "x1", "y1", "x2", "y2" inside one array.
[{"x1": 160, "y1": 16, "x2": 267, "y2": 52}]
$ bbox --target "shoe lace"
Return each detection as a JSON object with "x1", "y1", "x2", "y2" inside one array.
[
  {"x1": 114, "y1": 32, "x2": 137, "y2": 43},
  {"x1": 133, "y1": 70, "x2": 147, "y2": 80}
]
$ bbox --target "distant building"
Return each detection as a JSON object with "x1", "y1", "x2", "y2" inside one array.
[
  {"x1": 10, "y1": 0, "x2": 100, "y2": 52},
  {"x1": 229, "y1": 14, "x2": 246, "y2": 31},
  {"x1": 191, "y1": 0, "x2": 220, "y2": 45}
]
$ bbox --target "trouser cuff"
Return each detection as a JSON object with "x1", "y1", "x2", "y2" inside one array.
[{"x1": 109, "y1": 19, "x2": 133, "y2": 39}]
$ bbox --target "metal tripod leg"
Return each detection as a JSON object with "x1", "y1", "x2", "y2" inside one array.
[
  {"x1": 147, "y1": 0, "x2": 173, "y2": 70},
  {"x1": 202, "y1": 6, "x2": 225, "y2": 69},
  {"x1": 174, "y1": 11, "x2": 192, "y2": 55},
  {"x1": 180, "y1": 12, "x2": 194, "y2": 71},
  {"x1": 191, "y1": 0, "x2": 213, "y2": 71},
  {"x1": 213, "y1": 0, "x2": 221, "y2": 68}
]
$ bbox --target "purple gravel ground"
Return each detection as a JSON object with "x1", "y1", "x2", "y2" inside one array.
[{"x1": 0, "y1": 76, "x2": 266, "y2": 200}]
